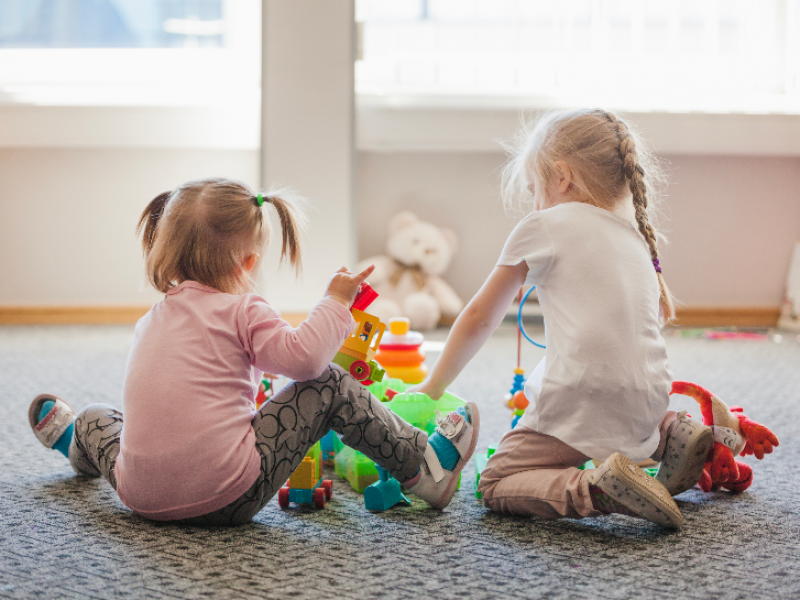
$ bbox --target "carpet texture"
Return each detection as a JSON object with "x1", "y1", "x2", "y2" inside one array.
[{"x1": 1, "y1": 324, "x2": 798, "y2": 599}]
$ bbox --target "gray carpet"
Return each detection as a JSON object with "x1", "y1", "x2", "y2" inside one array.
[{"x1": 1, "y1": 323, "x2": 798, "y2": 600}]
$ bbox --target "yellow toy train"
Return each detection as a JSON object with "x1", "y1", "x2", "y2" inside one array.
[{"x1": 331, "y1": 283, "x2": 386, "y2": 385}]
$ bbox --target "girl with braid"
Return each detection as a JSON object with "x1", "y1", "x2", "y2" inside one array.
[
  {"x1": 413, "y1": 109, "x2": 712, "y2": 529},
  {"x1": 29, "y1": 178, "x2": 479, "y2": 524}
]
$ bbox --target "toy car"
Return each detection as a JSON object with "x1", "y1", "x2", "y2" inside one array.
[{"x1": 277, "y1": 442, "x2": 333, "y2": 509}]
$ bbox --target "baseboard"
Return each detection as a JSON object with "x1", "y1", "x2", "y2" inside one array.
[
  {"x1": 0, "y1": 305, "x2": 311, "y2": 326},
  {"x1": 0, "y1": 305, "x2": 780, "y2": 329},
  {"x1": 673, "y1": 306, "x2": 780, "y2": 328},
  {"x1": 0, "y1": 305, "x2": 153, "y2": 325}
]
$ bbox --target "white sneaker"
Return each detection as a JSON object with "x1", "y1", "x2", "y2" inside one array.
[{"x1": 407, "y1": 403, "x2": 480, "y2": 510}]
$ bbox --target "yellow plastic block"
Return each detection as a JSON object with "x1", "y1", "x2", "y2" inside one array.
[{"x1": 289, "y1": 456, "x2": 318, "y2": 489}]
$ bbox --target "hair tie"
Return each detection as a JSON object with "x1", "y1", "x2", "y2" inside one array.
[
  {"x1": 652, "y1": 258, "x2": 662, "y2": 274},
  {"x1": 255, "y1": 193, "x2": 265, "y2": 207}
]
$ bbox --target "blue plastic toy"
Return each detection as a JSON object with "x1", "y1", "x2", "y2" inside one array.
[
  {"x1": 518, "y1": 285, "x2": 545, "y2": 349},
  {"x1": 363, "y1": 465, "x2": 411, "y2": 512}
]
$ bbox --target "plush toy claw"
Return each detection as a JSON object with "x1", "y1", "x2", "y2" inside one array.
[
  {"x1": 698, "y1": 459, "x2": 753, "y2": 493},
  {"x1": 729, "y1": 407, "x2": 779, "y2": 459},
  {"x1": 670, "y1": 381, "x2": 778, "y2": 493},
  {"x1": 708, "y1": 442, "x2": 738, "y2": 484}
]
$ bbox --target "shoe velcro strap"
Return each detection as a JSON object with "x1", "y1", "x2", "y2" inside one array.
[
  {"x1": 33, "y1": 398, "x2": 73, "y2": 448},
  {"x1": 424, "y1": 443, "x2": 445, "y2": 483},
  {"x1": 441, "y1": 412, "x2": 473, "y2": 461}
]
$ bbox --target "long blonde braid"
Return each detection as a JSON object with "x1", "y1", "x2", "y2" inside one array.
[{"x1": 604, "y1": 112, "x2": 676, "y2": 322}]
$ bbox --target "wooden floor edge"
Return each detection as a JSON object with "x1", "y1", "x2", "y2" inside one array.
[
  {"x1": 672, "y1": 306, "x2": 780, "y2": 328},
  {"x1": 0, "y1": 306, "x2": 154, "y2": 325},
  {"x1": 0, "y1": 305, "x2": 781, "y2": 328},
  {"x1": 0, "y1": 306, "x2": 312, "y2": 326}
]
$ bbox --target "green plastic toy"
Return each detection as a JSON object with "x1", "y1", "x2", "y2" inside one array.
[
  {"x1": 473, "y1": 446, "x2": 497, "y2": 499},
  {"x1": 333, "y1": 377, "x2": 466, "y2": 493}
]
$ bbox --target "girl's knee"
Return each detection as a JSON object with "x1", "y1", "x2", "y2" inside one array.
[
  {"x1": 479, "y1": 480, "x2": 513, "y2": 513},
  {"x1": 324, "y1": 362, "x2": 373, "y2": 397},
  {"x1": 477, "y1": 474, "x2": 500, "y2": 506},
  {"x1": 74, "y1": 404, "x2": 121, "y2": 428}
]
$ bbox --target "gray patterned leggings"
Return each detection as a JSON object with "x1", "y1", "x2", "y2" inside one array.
[{"x1": 70, "y1": 364, "x2": 427, "y2": 525}]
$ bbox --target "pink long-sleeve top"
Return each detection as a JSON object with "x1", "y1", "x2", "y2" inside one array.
[{"x1": 115, "y1": 280, "x2": 355, "y2": 521}]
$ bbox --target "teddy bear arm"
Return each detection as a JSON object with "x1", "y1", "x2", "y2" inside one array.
[
  {"x1": 403, "y1": 292, "x2": 441, "y2": 331},
  {"x1": 426, "y1": 276, "x2": 464, "y2": 316},
  {"x1": 357, "y1": 255, "x2": 395, "y2": 285}
]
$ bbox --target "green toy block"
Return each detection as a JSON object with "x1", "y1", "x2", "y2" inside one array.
[
  {"x1": 474, "y1": 446, "x2": 496, "y2": 499},
  {"x1": 333, "y1": 435, "x2": 381, "y2": 493}
]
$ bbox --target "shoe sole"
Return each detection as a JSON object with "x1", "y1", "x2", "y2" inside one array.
[
  {"x1": 656, "y1": 424, "x2": 713, "y2": 496},
  {"x1": 603, "y1": 453, "x2": 684, "y2": 529},
  {"x1": 431, "y1": 402, "x2": 480, "y2": 510}
]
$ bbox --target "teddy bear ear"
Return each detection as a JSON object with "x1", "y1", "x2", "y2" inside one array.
[
  {"x1": 389, "y1": 211, "x2": 419, "y2": 233},
  {"x1": 441, "y1": 228, "x2": 458, "y2": 252}
]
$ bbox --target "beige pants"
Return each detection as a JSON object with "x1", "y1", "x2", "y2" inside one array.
[{"x1": 477, "y1": 411, "x2": 677, "y2": 519}]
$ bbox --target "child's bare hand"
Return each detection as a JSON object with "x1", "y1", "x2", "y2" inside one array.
[
  {"x1": 325, "y1": 264, "x2": 375, "y2": 308},
  {"x1": 405, "y1": 381, "x2": 445, "y2": 400}
]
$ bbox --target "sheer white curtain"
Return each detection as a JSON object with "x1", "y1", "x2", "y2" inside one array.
[{"x1": 356, "y1": 0, "x2": 800, "y2": 114}]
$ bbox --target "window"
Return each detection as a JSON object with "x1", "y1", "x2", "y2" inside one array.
[
  {"x1": 0, "y1": 0, "x2": 225, "y2": 49},
  {"x1": 356, "y1": 0, "x2": 800, "y2": 114},
  {"x1": 0, "y1": 0, "x2": 260, "y2": 108}
]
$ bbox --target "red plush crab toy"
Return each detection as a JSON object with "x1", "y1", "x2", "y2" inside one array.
[{"x1": 670, "y1": 381, "x2": 779, "y2": 493}]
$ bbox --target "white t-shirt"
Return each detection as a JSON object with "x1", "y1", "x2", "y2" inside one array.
[{"x1": 498, "y1": 202, "x2": 672, "y2": 462}]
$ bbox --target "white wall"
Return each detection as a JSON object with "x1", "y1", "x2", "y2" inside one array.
[
  {"x1": 3, "y1": 149, "x2": 794, "y2": 311},
  {"x1": 356, "y1": 151, "x2": 800, "y2": 308},
  {"x1": 0, "y1": 0, "x2": 357, "y2": 314},
  {"x1": 259, "y1": 0, "x2": 356, "y2": 312},
  {"x1": 0, "y1": 148, "x2": 258, "y2": 306}
]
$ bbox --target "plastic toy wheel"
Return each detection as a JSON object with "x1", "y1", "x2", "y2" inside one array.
[
  {"x1": 278, "y1": 487, "x2": 290, "y2": 508},
  {"x1": 313, "y1": 487, "x2": 326, "y2": 509},
  {"x1": 322, "y1": 479, "x2": 333, "y2": 500},
  {"x1": 349, "y1": 360, "x2": 371, "y2": 381}
]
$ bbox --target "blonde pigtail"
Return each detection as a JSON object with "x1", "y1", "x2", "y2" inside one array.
[{"x1": 605, "y1": 113, "x2": 676, "y2": 323}]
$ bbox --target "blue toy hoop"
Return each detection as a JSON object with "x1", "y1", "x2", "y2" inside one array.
[{"x1": 517, "y1": 285, "x2": 545, "y2": 349}]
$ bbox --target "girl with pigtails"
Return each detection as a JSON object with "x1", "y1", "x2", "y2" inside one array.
[
  {"x1": 29, "y1": 178, "x2": 479, "y2": 524},
  {"x1": 412, "y1": 110, "x2": 712, "y2": 529}
]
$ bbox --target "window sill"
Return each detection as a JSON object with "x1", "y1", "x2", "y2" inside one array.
[
  {"x1": 0, "y1": 103, "x2": 259, "y2": 150},
  {"x1": 3, "y1": 93, "x2": 799, "y2": 155},
  {"x1": 356, "y1": 95, "x2": 800, "y2": 156}
]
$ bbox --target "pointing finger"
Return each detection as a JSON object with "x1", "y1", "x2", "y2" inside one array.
[{"x1": 354, "y1": 264, "x2": 375, "y2": 283}]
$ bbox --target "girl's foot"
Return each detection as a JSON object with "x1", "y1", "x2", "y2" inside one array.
[
  {"x1": 28, "y1": 394, "x2": 76, "y2": 458},
  {"x1": 655, "y1": 412, "x2": 713, "y2": 496},
  {"x1": 587, "y1": 453, "x2": 683, "y2": 529},
  {"x1": 404, "y1": 403, "x2": 480, "y2": 509}
]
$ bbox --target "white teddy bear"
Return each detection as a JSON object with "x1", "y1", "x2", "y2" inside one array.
[{"x1": 357, "y1": 211, "x2": 464, "y2": 331}]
